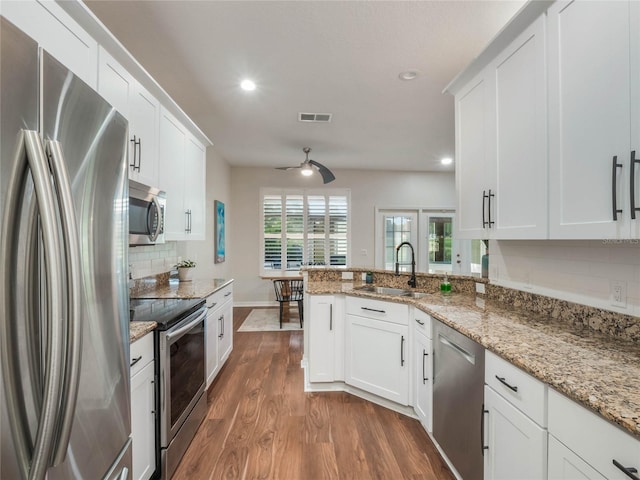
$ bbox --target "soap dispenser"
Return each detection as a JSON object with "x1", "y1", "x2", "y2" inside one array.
[{"x1": 440, "y1": 274, "x2": 451, "y2": 295}]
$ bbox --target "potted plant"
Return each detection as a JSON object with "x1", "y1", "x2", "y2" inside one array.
[{"x1": 176, "y1": 259, "x2": 196, "y2": 282}]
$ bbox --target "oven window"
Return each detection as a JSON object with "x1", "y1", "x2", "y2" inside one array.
[{"x1": 170, "y1": 320, "x2": 205, "y2": 428}]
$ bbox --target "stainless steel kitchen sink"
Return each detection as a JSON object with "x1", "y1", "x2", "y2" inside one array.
[{"x1": 356, "y1": 286, "x2": 431, "y2": 298}]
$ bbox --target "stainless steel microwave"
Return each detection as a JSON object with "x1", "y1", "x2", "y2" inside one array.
[{"x1": 129, "y1": 180, "x2": 166, "y2": 246}]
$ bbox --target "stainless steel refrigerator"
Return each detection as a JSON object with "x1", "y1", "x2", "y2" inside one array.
[{"x1": 0, "y1": 18, "x2": 132, "y2": 480}]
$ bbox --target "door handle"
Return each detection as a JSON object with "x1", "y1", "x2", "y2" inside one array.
[
  {"x1": 631, "y1": 150, "x2": 639, "y2": 220},
  {"x1": 481, "y1": 405, "x2": 489, "y2": 456},
  {"x1": 329, "y1": 304, "x2": 333, "y2": 331},
  {"x1": 613, "y1": 459, "x2": 640, "y2": 480},
  {"x1": 422, "y1": 350, "x2": 428, "y2": 383},
  {"x1": 495, "y1": 375, "x2": 518, "y2": 392},
  {"x1": 400, "y1": 336, "x2": 405, "y2": 366},
  {"x1": 612, "y1": 155, "x2": 623, "y2": 220},
  {"x1": 482, "y1": 190, "x2": 487, "y2": 227},
  {"x1": 47, "y1": 139, "x2": 85, "y2": 466},
  {"x1": 487, "y1": 189, "x2": 495, "y2": 228}
]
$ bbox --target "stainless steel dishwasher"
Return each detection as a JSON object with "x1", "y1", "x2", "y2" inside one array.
[{"x1": 433, "y1": 319, "x2": 485, "y2": 480}]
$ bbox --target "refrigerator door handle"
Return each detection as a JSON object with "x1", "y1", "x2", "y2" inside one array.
[
  {"x1": 1, "y1": 130, "x2": 67, "y2": 480},
  {"x1": 46, "y1": 140, "x2": 83, "y2": 466}
]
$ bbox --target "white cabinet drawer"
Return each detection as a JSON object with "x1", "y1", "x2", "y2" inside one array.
[
  {"x1": 548, "y1": 388, "x2": 640, "y2": 480},
  {"x1": 130, "y1": 332, "x2": 154, "y2": 378},
  {"x1": 413, "y1": 308, "x2": 432, "y2": 338},
  {"x1": 206, "y1": 284, "x2": 233, "y2": 309},
  {"x1": 346, "y1": 296, "x2": 408, "y2": 325},
  {"x1": 485, "y1": 350, "x2": 547, "y2": 426}
]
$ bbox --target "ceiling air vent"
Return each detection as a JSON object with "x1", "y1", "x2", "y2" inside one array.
[{"x1": 298, "y1": 112, "x2": 332, "y2": 123}]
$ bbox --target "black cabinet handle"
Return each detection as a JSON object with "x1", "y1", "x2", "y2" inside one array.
[
  {"x1": 613, "y1": 155, "x2": 623, "y2": 220},
  {"x1": 400, "y1": 336, "x2": 405, "y2": 366},
  {"x1": 482, "y1": 190, "x2": 488, "y2": 227},
  {"x1": 487, "y1": 189, "x2": 495, "y2": 227},
  {"x1": 613, "y1": 459, "x2": 640, "y2": 480},
  {"x1": 137, "y1": 137, "x2": 142, "y2": 171},
  {"x1": 495, "y1": 375, "x2": 518, "y2": 392},
  {"x1": 361, "y1": 306, "x2": 385, "y2": 314},
  {"x1": 207, "y1": 302, "x2": 217, "y2": 310},
  {"x1": 129, "y1": 136, "x2": 140, "y2": 172},
  {"x1": 631, "y1": 150, "x2": 639, "y2": 220},
  {"x1": 481, "y1": 405, "x2": 489, "y2": 456},
  {"x1": 415, "y1": 318, "x2": 425, "y2": 326},
  {"x1": 130, "y1": 355, "x2": 142, "y2": 368},
  {"x1": 218, "y1": 315, "x2": 224, "y2": 338},
  {"x1": 422, "y1": 349, "x2": 428, "y2": 384}
]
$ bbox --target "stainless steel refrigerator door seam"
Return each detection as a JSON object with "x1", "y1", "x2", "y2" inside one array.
[{"x1": 45, "y1": 140, "x2": 83, "y2": 466}]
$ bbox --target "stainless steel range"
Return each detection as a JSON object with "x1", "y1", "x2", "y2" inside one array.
[{"x1": 130, "y1": 297, "x2": 207, "y2": 479}]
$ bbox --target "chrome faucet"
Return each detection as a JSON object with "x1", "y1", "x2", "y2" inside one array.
[{"x1": 395, "y1": 241, "x2": 417, "y2": 288}]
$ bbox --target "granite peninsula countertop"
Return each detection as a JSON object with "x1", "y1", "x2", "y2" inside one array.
[
  {"x1": 307, "y1": 280, "x2": 640, "y2": 439},
  {"x1": 131, "y1": 278, "x2": 233, "y2": 300},
  {"x1": 130, "y1": 321, "x2": 157, "y2": 343}
]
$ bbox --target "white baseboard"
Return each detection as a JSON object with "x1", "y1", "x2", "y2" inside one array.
[{"x1": 233, "y1": 301, "x2": 278, "y2": 308}]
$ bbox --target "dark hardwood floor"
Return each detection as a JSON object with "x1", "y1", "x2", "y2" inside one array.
[{"x1": 172, "y1": 307, "x2": 455, "y2": 480}]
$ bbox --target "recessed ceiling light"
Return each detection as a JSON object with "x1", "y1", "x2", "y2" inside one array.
[
  {"x1": 441, "y1": 157, "x2": 453, "y2": 165},
  {"x1": 399, "y1": 70, "x2": 419, "y2": 81},
  {"x1": 240, "y1": 79, "x2": 256, "y2": 91}
]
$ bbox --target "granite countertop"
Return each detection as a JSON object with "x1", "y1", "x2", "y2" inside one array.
[
  {"x1": 307, "y1": 280, "x2": 640, "y2": 439},
  {"x1": 130, "y1": 321, "x2": 157, "y2": 343},
  {"x1": 131, "y1": 278, "x2": 233, "y2": 300}
]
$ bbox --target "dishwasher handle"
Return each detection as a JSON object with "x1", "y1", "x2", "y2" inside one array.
[{"x1": 438, "y1": 334, "x2": 476, "y2": 365}]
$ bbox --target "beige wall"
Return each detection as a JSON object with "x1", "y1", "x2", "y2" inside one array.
[
  {"x1": 229, "y1": 167, "x2": 456, "y2": 304},
  {"x1": 178, "y1": 147, "x2": 232, "y2": 281}
]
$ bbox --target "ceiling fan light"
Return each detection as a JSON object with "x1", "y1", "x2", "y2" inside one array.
[{"x1": 300, "y1": 164, "x2": 314, "y2": 176}]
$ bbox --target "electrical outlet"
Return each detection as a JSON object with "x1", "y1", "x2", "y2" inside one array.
[{"x1": 610, "y1": 280, "x2": 627, "y2": 308}]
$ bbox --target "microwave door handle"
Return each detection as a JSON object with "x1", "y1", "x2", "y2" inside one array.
[{"x1": 148, "y1": 196, "x2": 162, "y2": 242}]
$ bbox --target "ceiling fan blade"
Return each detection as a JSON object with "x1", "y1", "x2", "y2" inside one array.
[
  {"x1": 309, "y1": 159, "x2": 336, "y2": 184},
  {"x1": 275, "y1": 166, "x2": 300, "y2": 171}
]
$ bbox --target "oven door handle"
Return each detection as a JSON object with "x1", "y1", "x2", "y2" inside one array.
[{"x1": 166, "y1": 308, "x2": 206, "y2": 343}]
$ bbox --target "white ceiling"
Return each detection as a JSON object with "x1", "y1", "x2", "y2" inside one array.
[{"x1": 85, "y1": 0, "x2": 525, "y2": 173}]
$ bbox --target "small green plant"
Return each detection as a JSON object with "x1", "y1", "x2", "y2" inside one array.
[{"x1": 176, "y1": 259, "x2": 196, "y2": 268}]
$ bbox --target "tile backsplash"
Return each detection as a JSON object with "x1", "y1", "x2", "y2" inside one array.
[{"x1": 128, "y1": 242, "x2": 179, "y2": 280}]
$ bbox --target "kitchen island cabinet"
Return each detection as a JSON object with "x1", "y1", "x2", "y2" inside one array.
[
  {"x1": 205, "y1": 282, "x2": 233, "y2": 388},
  {"x1": 345, "y1": 297, "x2": 409, "y2": 405},
  {"x1": 307, "y1": 295, "x2": 344, "y2": 383}
]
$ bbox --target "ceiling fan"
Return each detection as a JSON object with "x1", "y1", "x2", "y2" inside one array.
[{"x1": 276, "y1": 147, "x2": 336, "y2": 184}]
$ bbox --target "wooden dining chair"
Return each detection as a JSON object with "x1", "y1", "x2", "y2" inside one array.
[{"x1": 273, "y1": 279, "x2": 304, "y2": 328}]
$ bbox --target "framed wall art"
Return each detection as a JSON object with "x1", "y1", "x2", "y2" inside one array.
[{"x1": 214, "y1": 200, "x2": 225, "y2": 263}]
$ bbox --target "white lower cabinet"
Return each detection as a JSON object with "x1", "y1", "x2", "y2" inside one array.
[
  {"x1": 345, "y1": 297, "x2": 409, "y2": 405},
  {"x1": 130, "y1": 333, "x2": 155, "y2": 480},
  {"x1": 308, "y1": 295, "x2": 344, "y2": 383},
  {"x1": 484, "y1": 350, "x2": 548, "y2": 480},
  {"x1": 413, "y1": 308, "x2": 432, "y2": 432},
  {"x1": 548, "y1": 388, "x2": 640, "y2": 480},
  {"x1": 483, "y1": 386, "x2": 547, "y2": 480},
  {"x1": 548, "y1": 435, "x2": 606, "y2": 480},
  {"x1": 205, "y1": 283, "x2": 233, "y2": 388}
]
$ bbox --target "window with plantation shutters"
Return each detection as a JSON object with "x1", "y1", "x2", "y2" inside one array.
[{"x1": 261, "y1": 189, "x2": 350, "y2": 273}]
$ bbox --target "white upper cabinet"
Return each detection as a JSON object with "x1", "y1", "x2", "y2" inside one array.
[
  {"x1": 98, "y1": 47, "x2": 160, "y2": 186},
  {"x1": 491, "y1": 16, "x2": 547, "y2": 239},
  {"x1": 158, "y1": 107, "x2": 206, "y2": 241},
  {"x1": 455, "y1": 15, "x2": 546, "y2": 240},
  {"x1": 1, "y1": 0, "x2": 98, "y2": 88},
  {"x1": 548, "y1": 0, "x2": 640, "y2": 239},
  {"x1": 184, "y1": 135, "x2": 206, "y2": 240},
  {"x1": 455, "y1": 71, "x2": 495, "y2": 239},
  {"x1": 129, "y1": 82, "x2": 160, "y2": 187}
]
